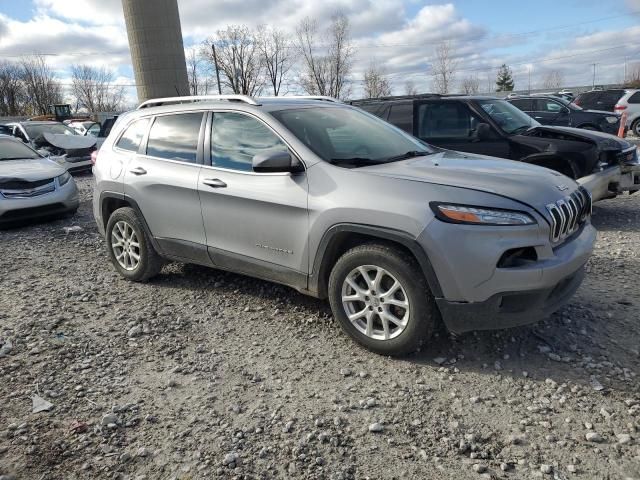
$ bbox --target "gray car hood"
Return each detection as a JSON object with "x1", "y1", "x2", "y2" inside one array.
[
  {"x1": 0, "y1": 158, "x2": 66, "y2": 183},
  {"x1": 42, "y1": 132, "x2": 97, "y2": 150},
  {"x1": 361, "y1": 150, "x2": 577, "y2": 212}
]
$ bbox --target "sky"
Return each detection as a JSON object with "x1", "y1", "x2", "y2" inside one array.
[{"x1": 0, "y1": 0, "x2": 639, "y2": 104}]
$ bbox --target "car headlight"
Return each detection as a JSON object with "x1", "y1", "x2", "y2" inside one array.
[
  {"x1": 57, "y1": 171, "x2": 72, "y2": 186},
  {"x1": 605, "y1": 116, "x2": 619, "y2": 124},
  {"x1": 430, "y1": 202, "x2": 536, "y2": 225}
]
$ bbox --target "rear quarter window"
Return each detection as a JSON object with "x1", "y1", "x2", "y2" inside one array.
[
  {"x1": 628, "y1": 92, "x2": 640, "y2": 104},
  {"x1": 115, "y1": 118, "x2": 150, "y2": 152}
]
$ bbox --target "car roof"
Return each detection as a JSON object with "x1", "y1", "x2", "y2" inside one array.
[{"x1": 350, "y1": 95, "x2": 499, "y2": 105}]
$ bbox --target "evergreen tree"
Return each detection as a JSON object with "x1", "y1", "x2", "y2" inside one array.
[{"x1": 495, "y1": 64, "x2": 514, "y2": 92}]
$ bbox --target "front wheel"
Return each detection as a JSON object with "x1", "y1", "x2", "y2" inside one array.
[
  {"x1": 106, "y1": 207, "x2": 163, "y2": 282},
  {"x1": 328, "y1": 244, "x2": 439, "y2": 356}
]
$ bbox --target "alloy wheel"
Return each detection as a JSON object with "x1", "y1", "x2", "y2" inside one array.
[
  {"x1": 341, "y1": 265, "x2": 410, "y2": 340},
  {"x1": 111, "y1": 220, "x2": 141, "y2": 271}
]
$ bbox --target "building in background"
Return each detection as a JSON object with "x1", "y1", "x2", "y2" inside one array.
[{"x1": 122, "y1": 0, "x2": 189, "y2": 103}]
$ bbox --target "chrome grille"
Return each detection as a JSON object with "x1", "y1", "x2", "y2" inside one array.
[
  {"x1": 546, "y1": 186, "x2": 591, "y2": 244},
  {"x1": 0, "y1": 181, "x2": 56, "y2": 199}
]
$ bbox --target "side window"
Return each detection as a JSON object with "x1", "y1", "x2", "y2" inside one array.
[
  {"x1": 536, "y1": 99, "x2": 562, "y2": 113},
  {"x1": 628, "y1": 92, "x2": 640, "y2": 104},
  {"x1": 510, "y1": 99, "x2": 533, "y2": 110},
  {"x1": 116, "y1": 118, "x2": 149, "y2": 152},
  {"x1": 146, "y1": 113, "x2": 203, "y2": 163},
  {"x1": 211, "y1": 112, "x2": 288, "y2": 172},
  {"x1": 417, "y1": 102, "x2": 480, "y2": 139},
  {"x1": 387, "y1": 103, "x2": 413, "y2": 133},
  {"x1": 358, "y1": 103, "x2": 390, "y2": 120}
]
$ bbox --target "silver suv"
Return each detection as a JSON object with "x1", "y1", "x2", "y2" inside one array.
[{"x1": 93, "y1": 95, "x2": 596, "y2": 356}]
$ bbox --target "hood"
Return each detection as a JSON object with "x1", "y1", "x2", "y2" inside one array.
[
  {"x1": 361, "y1": 151, "x2": 578, "y2": 213},
  {"x1": 41, "y1": 132, "x2": 96, "y2": 150},
  {"x1": 0, "y1": 158, "x2": 66, "y2": 183},
  {"x1": 528, "y1": 126, "x2": 632, "y2": 151}
]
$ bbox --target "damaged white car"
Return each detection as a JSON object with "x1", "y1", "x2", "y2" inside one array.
[{"x1": 6, "y1": 121, "x2": 96, "y2": 173}]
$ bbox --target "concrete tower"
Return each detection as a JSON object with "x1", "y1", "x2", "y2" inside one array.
[{"x1": 122, "y1": 0, "x2": 189, "y2": 103}]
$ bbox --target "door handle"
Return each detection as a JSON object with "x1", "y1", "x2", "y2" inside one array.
[
  {"x1": 202, "y1": 178, "x2": 227, "y2": 188},
  {"x1": 129, "y1": 167, "x2": 147, "y2": 175}
]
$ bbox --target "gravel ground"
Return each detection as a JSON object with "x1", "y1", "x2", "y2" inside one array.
[{"x1": 0, "y1": 174, "x2": 638, "y2": 480}]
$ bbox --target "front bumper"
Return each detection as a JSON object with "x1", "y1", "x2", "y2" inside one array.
[
  {"x1": 419, "y1": 215, "x2": 596, "y2": 333},
  {"x1": 438, "y1": 264, "x2": 585, "y2": 334},
  {"x1": 578, "y1": 147, "x2": 640, "y2": 200},
  {"x1": 0, "y1": 181, "x2": 79, "y2": 225},
  {"x1": 51, "y1": 156, "x2": 93, "y2": 173}
]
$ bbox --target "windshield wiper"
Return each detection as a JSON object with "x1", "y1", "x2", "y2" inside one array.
[
  {"x1": 510, "y1": 125, "x2": 534, "y2": 135},
  {"x1": 327, "y1": 157, "x2": 376, "y2": 167},
  {"x1": 383, "y1": 150, "x2": 431, "y2": 162}
]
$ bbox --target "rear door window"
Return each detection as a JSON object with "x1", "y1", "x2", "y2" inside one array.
[
  {"x1": 627, "y1": 92, "x2": 640, "y2": 104},
  {"x1": 387, "y1": 103, "x2": 414, "y2": 133},
  {"x1": 116, "y1": 118, "x2": 150, "y2": 152},
  {"x1": 535, "y1": 99, "x2": 563, "y2": 112},
  {"x1": 146, "y1": 113, "x2": 203, "y2": 163}
]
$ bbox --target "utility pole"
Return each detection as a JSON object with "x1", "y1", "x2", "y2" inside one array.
[
  {"x1": 211, "y1": 43, "x2": 222, "y2": 95},
  {"x1": 592, "y1": 63, "x2": 597, "y2": 89},
  {"x1": 528, "y1": 67, "x2": 531, "y2": 93},
  {"x1": 624, "y1": 57, "x2": 628, "y2": 84}
]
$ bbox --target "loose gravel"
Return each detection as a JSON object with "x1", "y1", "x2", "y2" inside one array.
[{"x1": 0, "y1": 174, "x2": 638, "y2": 479}]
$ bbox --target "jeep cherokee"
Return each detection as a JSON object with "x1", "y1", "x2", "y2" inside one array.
[{"x1": 93, "y1": 95, "x2": 596, "y2": 356}]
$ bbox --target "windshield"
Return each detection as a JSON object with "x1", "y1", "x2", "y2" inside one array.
[
  {"x1": 0, "y1": 138, "x2": 41, "y2": 160},
  {"x1": 476, "y1": 99, "x2": 540, "y2": 134},
  {"x1": 270, "y1": 106, "x2": 433, "y2": 166},
  {"x1": 24, "y1": 123, "x2": 78, "y2": 138}
]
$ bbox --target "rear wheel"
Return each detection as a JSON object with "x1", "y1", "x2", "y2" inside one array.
[
  {"x1": 328, "y1": 243, "x2": 439, "y2": 356},
  {"x1": 632, "y1": 119, "x2": 640, "y2": 137},
  {"x1": 106, "y1": 207, "x2": 163, "y2": 282}
]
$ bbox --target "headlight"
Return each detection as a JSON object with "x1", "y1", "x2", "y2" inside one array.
[
  {"x1": 57, "y1": 171, "x2": 72, "y2": 186},
  {"x1": 430, "y1": 202, "x2": 536, "y2": 225},
  {"x1": 605, "y1": 116, "x2": 619, "y2": 124}
]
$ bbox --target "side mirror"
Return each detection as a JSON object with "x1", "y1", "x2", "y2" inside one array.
[
  {"x1": 473, "y1": 123, "x2": 492, "y2": 141},
  {"x1": 252, "y1": 151, "x2": 301, "y2": 173}
]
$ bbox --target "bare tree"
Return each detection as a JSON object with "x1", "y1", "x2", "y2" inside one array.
[
  {"x1": 542, "y1": 70, "x2": 564, "y2": 90},
  {"x1": 0, "y1": 61, "x2": 26, "y2": 116},
  {"x1": 203, "y1": 25, "x2": 263, "y2": 96},
  {"x1": 186, "y1": 47, "x2": 212, "y2": 96},
  {"x1": 626, "y1": 63, "x2": 640, "y2": 88},
  {"x1": 404, "y1": 80, "x2": 418, "y2": 96},
  {"x1": 431, "y1": 41, "x2": 458, "y2": 94},
  {"x1": 460, "y1": 75, "x2": 480, "y2": 94},
  {"x1": 257, "y1": 26, "x2": 292, "y2": 96},
  {"x1": 296, "y1": 13, "x2": 354, "y2": 99},
  {"x1": 70, "y1": 64, "x2": 124, "y2": 113},
  {"x1": 20, "y1": 55, "x2": 62, "y2": 115},
  {"x1": 363, "y1": 63, "x2": 392, "y2": 98}
]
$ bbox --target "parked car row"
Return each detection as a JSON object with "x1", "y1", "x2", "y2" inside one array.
[
  {"x1": 350, "y1": 94, "x2": 640, "y2": 201},
  {"x1": 572, "y1": 88, "x2": 640, "y2": 137}
]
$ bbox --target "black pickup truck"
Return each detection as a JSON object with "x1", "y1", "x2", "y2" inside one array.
[{"x1": 351, "y1": 95, "x2": 640, "y2": 201}]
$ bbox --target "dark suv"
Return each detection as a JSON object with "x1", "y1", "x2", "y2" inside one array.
[
  {"x1": 507, "y1": 95, "x2": 621, "y2": 135},
  {"x1": 351, "y1": 95, "x2": 640, "y2": 201}
]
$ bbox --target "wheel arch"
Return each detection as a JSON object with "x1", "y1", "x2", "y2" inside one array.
[
  {"x1": 309, "y1": 224, "x2": 443, "y2": 300},
  {"x1": 99, "y1": 192, "x2": 162, "y2": 253}
]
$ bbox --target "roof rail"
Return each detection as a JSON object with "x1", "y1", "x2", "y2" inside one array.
[
  {"x1": 260, "y1": 95, "x2": 341, "y2": 103},
  {"x1": 137, "y1": 94, "x2": 260, "y2": 109}
]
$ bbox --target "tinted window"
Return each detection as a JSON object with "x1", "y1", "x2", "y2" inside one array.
[
  {"x1": 387, "y1": 103, "x2": 413, "y2": 133},
  {"x1": 358, "y1": 103, "x2": 390, "y2": 120},
  {"x1": 146, "y1": 113, "x2": 203, "y2": 163},
  {"x1": 211, "y1": 112, "x2": 288, "y2": 172},
  {"x1": 417, "y1": 102, "x2": 485, "y2": 138},
  {"x1": 535, "y1": 99, "x2": 563, "y2": 112},
  {"x1": 574, "y1": 91, "x2": 600, "y2": 109},
  {"x1": 628, "y1": 92, "x2": 640, "y2": 104},
  {"x1": 510, "y1": 99, "x2": 534, "y2": 110},
  {"x1": 598, "y1": 90, "x2": 625, "y2": 111},
  {"x1": 116, "y1": 118, "x2": 150, "y2": 152}
]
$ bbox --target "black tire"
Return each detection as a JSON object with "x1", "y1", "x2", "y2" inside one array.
[
  {"x1": 105, "y1": 207, "x2": 163, "y2": 282},
  {"x1": 632, "y1": 119, "x2": 640, "y2": 137},
  {"x1": 328, "y1": 243, "x2": 439, "y2": 356}
]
